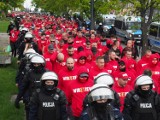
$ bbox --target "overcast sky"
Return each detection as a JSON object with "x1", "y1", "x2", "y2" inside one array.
[{"x1": 23, "y1": 0, "x2": 33, "y2": 9}]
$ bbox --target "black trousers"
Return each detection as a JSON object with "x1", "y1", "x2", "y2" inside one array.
[{"x1": 10, "y1": 41, "x2": 17, "y2": 57}]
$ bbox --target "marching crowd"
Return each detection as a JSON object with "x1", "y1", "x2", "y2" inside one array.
[{"x1": 7, "y1": 12, "x2": 160, "y2": 120}]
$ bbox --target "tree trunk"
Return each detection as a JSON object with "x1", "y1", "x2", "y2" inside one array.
[
  {"x1": 141, "y1": 25, "x2": 149, "y2": 56},
  {"x1": 141, "y1": 5, "x2": 154, "y2": 56}
]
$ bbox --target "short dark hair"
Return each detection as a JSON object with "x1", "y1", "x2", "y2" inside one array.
[{"x1": 96, "y1": 56, "x2": 104, "y2": 62}]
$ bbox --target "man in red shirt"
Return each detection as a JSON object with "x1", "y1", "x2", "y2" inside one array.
[
  {"x1": 74, "y1": 30, "x2": 86, "y2": 46},
  {"x1": 43, "y1": 44, "x2": 57, "y2": 71},
  {"x1": 136, "y1": 49, "x2": 152, "y2": 73},
  {"x1": 90, "y1": 56, "x2": 112, "y2": 79},
  {"x1": 139, "y1": 53, "x2": 160, "y2": 93},
  {"x1": 57, "y1": 57, "x2": 78, "y2": 96},
  {"x1": 105, "y1": 50, "x2": 119, "y2": 72},
  {"x1": 37, "y1": 33, "x2": 48, "y2": 54},
  {"x1": 52, "y1": 52, "x2": 66, "y2": 74},
  {"x1": 63, "y1": 45, "x2": 78, "y2": 62},
  {"x1": 113, "y1": 72, "x2": 133, "y2": 112},
  {"x1": 9, "y1": 26, "x2": 19, "y2": 57},
  {"x1": 113, "y1": 60, "x2": 136, "y2": 87},
  {"x1": 122, "y1": 49, "x2": 137, "y2": 75},
  {"x1": 75, "y1": 51, "x2": 91, "y2": 70},
  {"x1": 67, "y1": 66, "x2": 93, "y2": 119}
]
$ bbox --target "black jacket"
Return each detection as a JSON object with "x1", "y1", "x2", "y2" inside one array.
[
  {"x1": 123, "y1": 90, "x2": 160, "y2": 120},
  {"x1": 29, "y1": 88, "x2": 68, "y2": 120}
]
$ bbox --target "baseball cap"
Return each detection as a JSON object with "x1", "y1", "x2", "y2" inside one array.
[
  {"x1": 118, "y1": 72, "x2": 129, "y2": 80},
  {"x1": 80, "y1": 73, "x2": 89, "y2": 78},
  {"x1": 48, "y1": 44, "x2": 54, "y2": 50}
]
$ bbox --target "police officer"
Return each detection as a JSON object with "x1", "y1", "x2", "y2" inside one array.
[
  {"x1": 16, "y1": 27, "x2": 28, "y2": 51},
  {"x1": 83, "y1": 73, "x2": 120, "y2": 108},
  {"x1": 123, "y1": 75, "x2": 160, "y2": 120},
  {"x1": 15, "y1": 48, "x2": 37, "y2": 89},
  {"x1": 17, "y1": 32, "x2": 39, "y2": 62},
  {"x1": 97, "y1": 23, "x2": 104, "y2": 35},
  {"x1": 7, "y1": 21, "x2": 15, "y2": 34},
  {"x1": 94, "y1": 72, "x2": 121, "y2": 111},
  {"x1": 14, "y1": 16, "x2": 21, "y2": 30},
  {"x1": 92, "y1": 72, "x2": 122, "y2": 120},
  {"x1": 15, "y1": 55, "x2": 46, "y2": 120},
  {"x1": 80, "y1": 84, "x2": 115, "y2": 120},
  {"x1": 29, "y1": 71, "x2": 68, "y2": 120}
]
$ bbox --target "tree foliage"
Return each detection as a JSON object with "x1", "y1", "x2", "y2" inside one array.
[
  {"x1": 32, "y1": 0, "x2": 123, "y2": 17},
  {"x1": 0, "y1": 0, "x2": 25, "y2": 14},
  {"x1": 122, "y1": 0, "x2": 160, "y2": 55}
]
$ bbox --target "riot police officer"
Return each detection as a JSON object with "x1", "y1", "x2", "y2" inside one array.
[
  {"x1": 84, "y1": 72, "x2": 122, "y2": 120},
  {"x1": 29, "y1": 71, "x2": 68, "y2": 120},
  {"x1": 80, "y1": 84, "x2": 115, "y2": 120},
  {"x1": 123, "y1": 75, "x2": 160, "y2": 120},
  {"x1": 94, "y1": 72, "x2": 121, "y2": 111},
  {"x1": 7, "y1": 21, "x2": 15, "y2": 34},
  {"x1": 16, "y1": 27, "x2": 28, "y2": 51},
  {"x1": 15, "y1": 55, "x2": 46, "y2": 120},
  {"x1": 17, "y1": 32, "x2": 39, "y2": 62},
  {"x1": 15, "y1": 48, "x2": 37, "y2": 87}
]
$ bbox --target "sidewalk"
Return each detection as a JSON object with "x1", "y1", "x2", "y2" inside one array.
[
  {"x1": 0, "y1": 33, "x2": 11, "y2": 65},
  {"x1": 0, "y1": 33, "x2": 9, "y2": 48}
]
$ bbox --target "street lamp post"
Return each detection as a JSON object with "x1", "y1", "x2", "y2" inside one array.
[{"x1": 90, "y1": 0, "x2": 94, "y2": 30}]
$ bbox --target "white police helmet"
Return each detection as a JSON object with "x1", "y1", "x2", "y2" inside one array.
[
  {"x1": 94, "y1": 72, "x2": 114, "y2": 86},
  {"x1": 24, "y1": 48, "x2": 36, "y2": 57},
  {"x1": 30, "y1": 55, "x2": 45, "y2": 64},
  {"x1": 25, "y1": 32, "x2": 33, "y2": 38},
  {"x1": 21, "y1": 27, "x2": 28, "y2": 32},
  {"x1": 41, "y1": 71, "x2": 58, "y2": 81},
  {"x1": 135, "y1": 75, "x2": 153, "y2": 86},
  {"x1": 28, "y1": 52, "x2": 39, "y2": 60},
  {"x1": 88, "y1": 84, "x2": 114, "y2": 102}
]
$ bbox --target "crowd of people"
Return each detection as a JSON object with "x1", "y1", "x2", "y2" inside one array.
[{"x1": 6, "y1": 12, "x2": 160, "y2": 120}]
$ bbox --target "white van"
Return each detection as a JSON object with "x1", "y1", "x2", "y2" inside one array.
[
  {"x1": 114, "y1": 15, "x2": 142, "y2": 44},
  {"x1": 148, "y1": 22, "x2": 160, "y2": 53},
  {"x1": 102, "y1": 14, "x2": 116, "y2": 33}
]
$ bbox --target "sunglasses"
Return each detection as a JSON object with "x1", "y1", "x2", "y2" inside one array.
[{"x1": 80, "y1": 76, "x2": 88, "y2": 78}]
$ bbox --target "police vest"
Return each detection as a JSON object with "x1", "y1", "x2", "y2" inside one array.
[
  {"x1": 85, "y1": 105, "x2": 115, "y2": 120},
  {"x1": 129, "y1": 91, "x2": 158, "y2": 120},
  {"x1": 37, "y1": 89, "x2": 62, "y2": 120},
  {"x1": 28, "y1": 69, "x2": 45, "y2": 96}
]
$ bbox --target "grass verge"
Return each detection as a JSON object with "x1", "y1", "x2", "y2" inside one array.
[
  {"x1": 0, "y1": 20, "x2": 10, "y2": 33},
  {"x1": 0, "y1": 57, "x2": 25, "y2": 120}
]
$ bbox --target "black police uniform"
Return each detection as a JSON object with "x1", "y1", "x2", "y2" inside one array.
[
  {"x1": 15, "y1": 66, "x2": 46, "y2": 120},
  {"x1": 17, "y1": 41, "x2": 39, "y2": 61},
  {"x1": 80, "y1": 102, "x2": 115, "y2": 120},
  {"x1": 83, "y1": 91, "x2": 122, "y2": 120},
  {"x1": 7, "y1": 23, "x2": 15, "y2": 34},
  {"x1": 14, "y1": 16, "x2": 21, "y2": 30},
  {"x1": 15, "y1": 56, "x2": 31, "y2": 86},
  {"x1": 123, "y1": 90, "x2": 160, "y2": 120},
  {"x1": 16, "y1": 66, "x2": 46, "y2": 99},
  {"x1": 97, "y1": 25, "x2": 104, "y2": 35},
  {"x1": 29, "y1": 88, "x2": 68, "y2": 120},
  {"x1": 16, "y1": 31, "x2": 26, "y2": 50}
]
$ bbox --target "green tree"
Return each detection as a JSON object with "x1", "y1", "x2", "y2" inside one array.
[
  {"x1": 32, "y1": 0, "x2": 122, "y2": 23},
  {"x1": 122, "y1": 0, "x2": 160, "y2": 55},
  {"x1": 0, "y1": 0, "x2": 25, "y2": 16}
]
